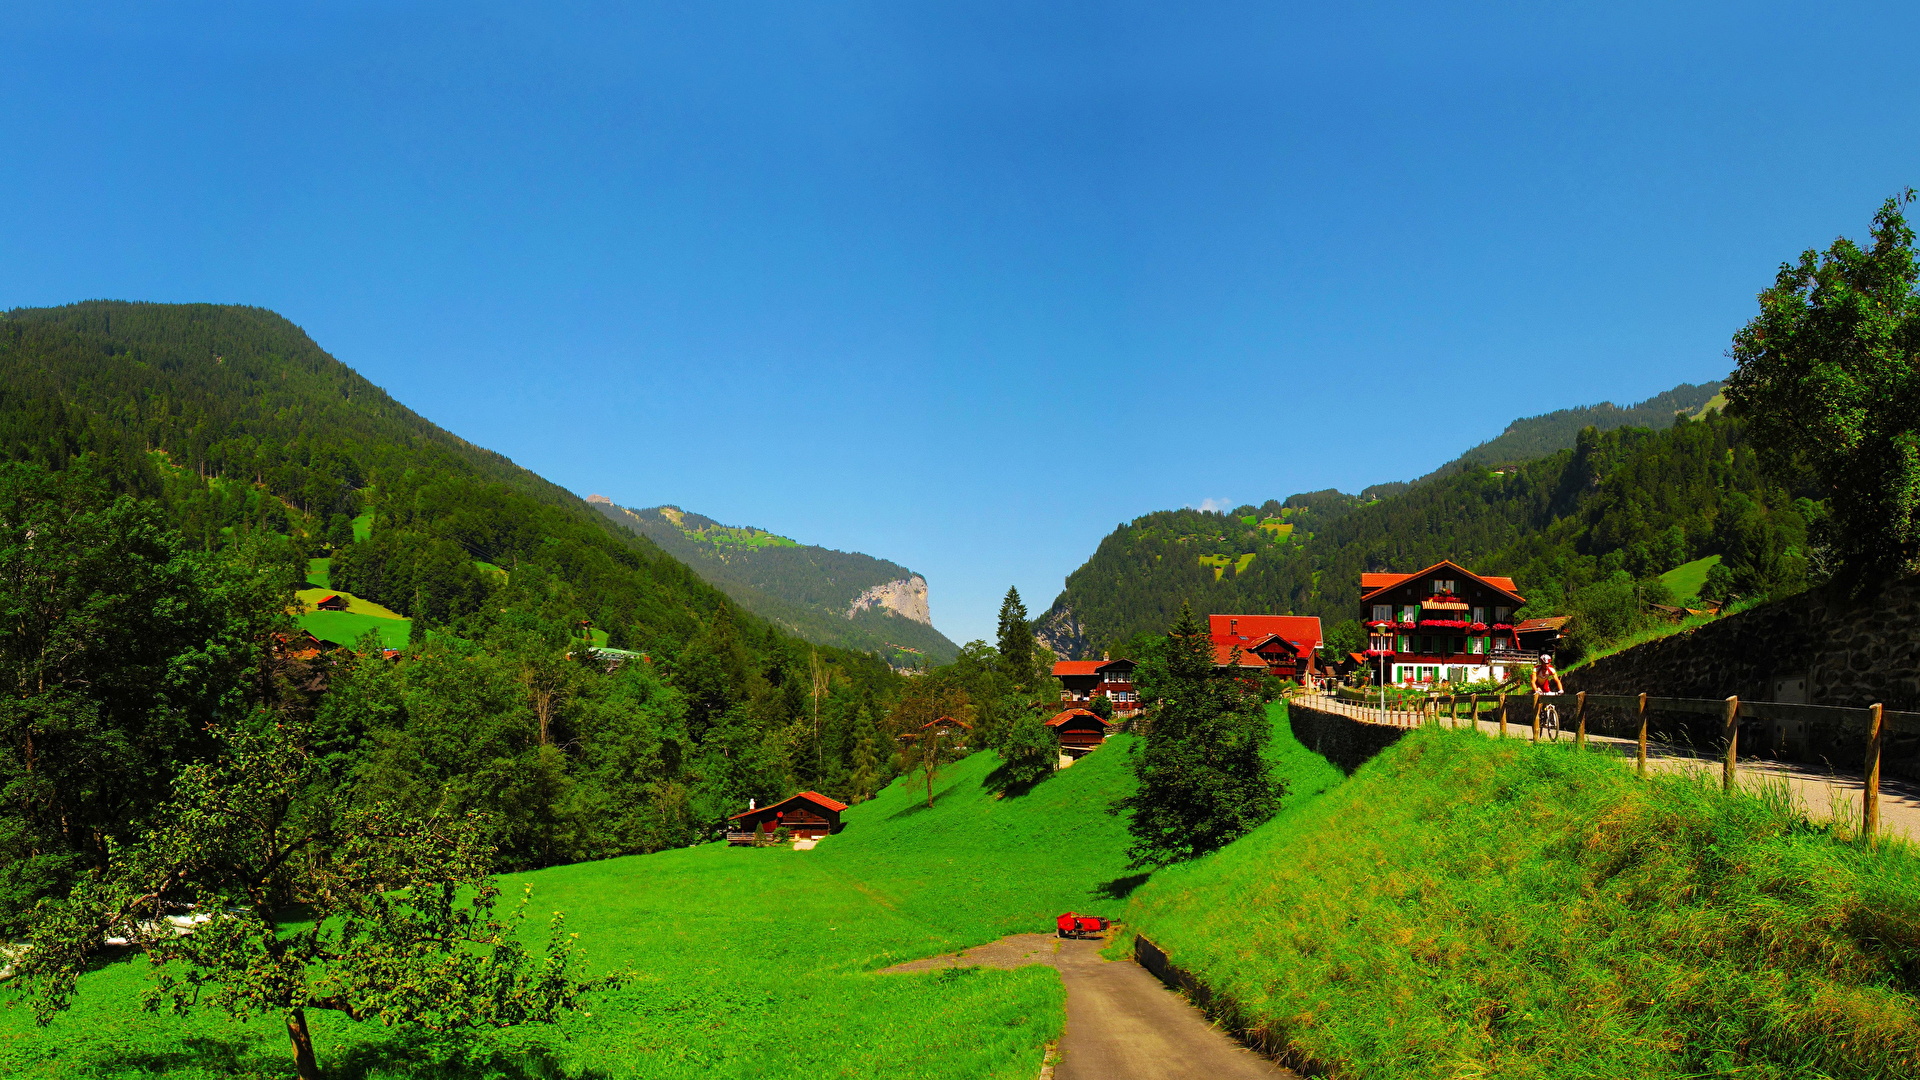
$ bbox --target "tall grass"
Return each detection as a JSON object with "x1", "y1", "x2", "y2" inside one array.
[{"x1": 1123, "y1": 726, "x2": 1920, "y2": 1078}]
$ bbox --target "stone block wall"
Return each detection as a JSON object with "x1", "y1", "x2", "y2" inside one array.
[
  {"x1": 1287, "y1": 700, "x2": 1406, "y2": 773},
  {"x1": 1565, "y1": 576, "x2": 1920, "y2": 711}
]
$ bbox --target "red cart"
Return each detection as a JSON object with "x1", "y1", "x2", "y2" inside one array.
[{"x1": 1055, "y1": 911, "x2": 1110, "y2": 939}]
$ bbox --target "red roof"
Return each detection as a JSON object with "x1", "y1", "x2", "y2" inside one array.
[
  {"x1": 1046, "y1": 708, "x2": 1112, "y2": 728},
  {"x1": 1212, "y1": 643, "x2": 1272, "y2": 668},
  {"x1": 1208, "y1": 614, "x2": 1323, "y2": 651},
  {"x1": 1052, "y1": 658, "x2": 1136, "y2": 677},
  {"x1": 1359, "y1": 561, "x2": 1523, "y2": 603},
  {"x1": 728, "y1": 790, "x2": 849, "y2": 821}
]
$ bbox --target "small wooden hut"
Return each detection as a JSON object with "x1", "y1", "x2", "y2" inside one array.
[
  {"x1": 1046, "y1": 708, "x2": 1112, "y2": 758},
  {"x1": 314, "y1": 593, "x2": 350, "y2": 611},
  {"x1": 727, "y1": 791, "x2": 848, "y2": 844}
]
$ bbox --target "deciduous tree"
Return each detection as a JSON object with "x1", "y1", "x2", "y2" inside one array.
[{"x1": 1728, "y1": 191, "x2": 1920, "y2": 579}]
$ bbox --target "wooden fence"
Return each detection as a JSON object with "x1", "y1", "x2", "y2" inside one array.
[{"x1": 1308, "y1": 687, "x2": 1920, "y2": 842}]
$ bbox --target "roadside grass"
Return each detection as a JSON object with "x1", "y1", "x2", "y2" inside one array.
[
  {"x1": 0, "y1": 728, "x2": 1178, "y2": 1079},
  {"x1": 1122, "y1": 726, "x2": 1920, "y2": 1079}
]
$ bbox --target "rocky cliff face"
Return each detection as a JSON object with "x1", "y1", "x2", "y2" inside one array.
[
  {"x1": 846, "y1": 576, "x2": 931, "y2": 625},
  {"x1": 1034, "y1": 603, "x2": 1088, "y2": 661}
]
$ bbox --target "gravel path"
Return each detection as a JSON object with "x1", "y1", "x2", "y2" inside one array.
[{"x1": 884, "y1": 933, "x2": 1291, "y2": 1080}]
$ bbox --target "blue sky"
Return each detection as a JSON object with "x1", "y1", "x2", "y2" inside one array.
[{"x1": 5, "y1": 2, "x2": 1920, "y2": 644}]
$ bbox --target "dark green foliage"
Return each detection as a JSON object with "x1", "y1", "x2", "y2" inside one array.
[
  {"x1": 0, "y1": 463, "x2": 288, "y2": 936},
  {"x1": 993, "y1": 710, "x2": 1059, "y2": 793},
  {"x1": 1044, "y1": 411, "x2": 1816, "y2": 663},
  {"x1": 1088, "y1": 693, "x2": 1114, "y2": 721},
  {"x1": 1728, "y1": 192, "x2": 1920, "y2": 581},
  {"x1": 996, "y1": 587, "x2": 1034, "y2": 687},
  {"x1": 1112, "y1": 606, "x2": 1283, "y2": 866},
  {"x1": 1422, "y1": 380, "x2": 1724, "y2": 480}
]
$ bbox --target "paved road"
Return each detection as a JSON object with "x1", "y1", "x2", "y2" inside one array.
[
  {"x1": 1303, "y1": 693, "x2": 1920, "y2": 840},
  {"x1": 885, "y1": 933, "x2": 1291, "y2": 1080}
]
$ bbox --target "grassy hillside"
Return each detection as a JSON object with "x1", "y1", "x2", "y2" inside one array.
[
  {"x1": 601, "y1": 503, "x2": 961, "y2": 664},
  {"x1": 0, "y1": 736, "x2": 1143, "y2": 1078},
  {"x1": 1660, "y1": 553, "x2": 1722, "y2": 603},
  {"x1": 1122, "y1": 726, "x2": 1920, "y2": 1078}
]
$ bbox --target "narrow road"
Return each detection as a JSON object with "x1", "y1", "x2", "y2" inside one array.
[{"x1": 884, "y1": 933, "x2": 1291, "y2": 1080}]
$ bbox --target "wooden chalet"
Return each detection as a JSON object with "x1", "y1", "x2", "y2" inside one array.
[
  {"x1": 1209, "y1": 615, "x2": 1323, "y2": 683},
  {"x1": 1515, "y1": 616, "x2": 1571, "y2": 658},
  {"x1": 1052, "y1": 657, "x2": 1140, "y2": 716},
  {"x1": 727, "y1": 791, "x2": 848, "y2": 843},
  {"x1": 1046, "y1": 708, "x2": 1113, "y2": 758},
  {"x1": 314, "y1": 593, "x2": 349, "y2": 612},
  {"x1": 1360, "y1": 561, "x2": 1528, "y2": 686}
]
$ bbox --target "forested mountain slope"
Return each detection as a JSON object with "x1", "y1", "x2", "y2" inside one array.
[
  {"x1": 0, "y1": 300, "x2": 908, "y2": 928},
  {"x1": 1410, "y1": 378, "x2": 1724, "y2": 486},
  {"x1": 1039, "y1": 410, "x2": 1816, "y2": 661},
  {"x1": 598, "y1": 502, "x2": 961, "y2": 665}
]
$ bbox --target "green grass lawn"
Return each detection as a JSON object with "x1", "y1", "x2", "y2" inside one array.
[
  {"x1": 307, "y1": 557, "x2": 332, "y2": 590},
  {"x1": 1658, "y1": 553, "x2": 1721, "y2": 603},
  {"x1": 0, "y1": 720, "x2": 1216, "y2": 1078},
  {"x1": 296, "y1": 609, "x2": 413, "y2": 650},
  {"x1": 1122, "y1": 726, "x2": 1920, "y2": 1079}
]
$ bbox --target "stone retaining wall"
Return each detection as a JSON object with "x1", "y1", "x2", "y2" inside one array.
[{"x1": 1287, "y1": 700, "x2": 1406, "y2": 773}]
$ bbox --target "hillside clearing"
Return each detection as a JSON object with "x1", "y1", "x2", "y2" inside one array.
[{"x1": 1658, "y1": 553, "x2": 1722, "y2": 603}]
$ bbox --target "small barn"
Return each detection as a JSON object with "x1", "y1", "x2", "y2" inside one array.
[
  {"x1": 727, "y1": 791, "x2": 848, "y2": 843},
  {"x1": 314, "y1": 593, "x2": 350, "y2": 612},
  {"x1": 1046, "y1": 708, "x2": 1112, "y2": 758}
]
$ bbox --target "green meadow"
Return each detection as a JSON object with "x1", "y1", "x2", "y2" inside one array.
[
  {"x1": 0, "y1": 728, "x2": 1167, "y2": 1078},
  {"x1": 1658, "y1": 553, "x2": 1722, "y2": 604},
  {"x1": 1123, "y1": 725, "x2": 1920, "y2": 1079}
]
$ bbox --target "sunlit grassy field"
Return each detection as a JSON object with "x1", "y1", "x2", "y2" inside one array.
[
  {"x1": 0, "y1": 726, "x2": 1169, "y2": 1079},
  {"x1": 1123, "y1": 725, "x2": 1920, "y2": 1079}
]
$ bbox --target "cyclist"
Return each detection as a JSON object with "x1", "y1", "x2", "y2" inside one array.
[{"x1": 1533, "y1": 654, "x2": 1564, "y2": 739}]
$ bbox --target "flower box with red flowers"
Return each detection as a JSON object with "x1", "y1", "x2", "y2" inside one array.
[
  {"x1": 1490, "y1": 623, "x2": 1514, "y2": 631},
  {"x1": 1418, "y1": 619, "x2": 1468, "y2": 629},
  {"x1": 1395, "y1": 621, "x2": 1418, "y2": 630},
  {"x1": 1468, "y1": 622, "x2": 1488, "y2": 632},
  {"x1": 1363, "y1": 648, "x2": 1394, "y2": 656},
  {"x1": 1365, "y1": 620, "x2": 1393, "y2": 628}
]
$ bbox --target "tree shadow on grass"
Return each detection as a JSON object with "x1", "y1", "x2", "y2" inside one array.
[
  {"x1": 1095, "y1": 873, "x2": 1151, "y2": 900},
  {"x1": 82, "y1": 1031, "x2": 605, "y2": 1080},
  {"x1": 981, "y1": 761, "x2": 1052, "y2": 799}
]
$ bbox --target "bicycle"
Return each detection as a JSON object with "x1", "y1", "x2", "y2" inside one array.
[{"x1": 1540, "y1": 702, "x2": 1562, "y2": 741}]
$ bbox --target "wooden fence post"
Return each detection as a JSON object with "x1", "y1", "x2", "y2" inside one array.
[
  {"x1": 1722, "y1": 696, "x2": 1740, "y2": 792},
  {"x1": 1574, "y1": 691, "x2": 1587, "y2": 749},
  {"x1": 1469, "y1": 693, "x2": 1480, "y2": 734},
  {"x1": 1865, "y1": 703, "x2": 1885, "y2": 844},
  {"x1": 1498, "y1": 693, "x2": 1508, "y2": 739},
  {"x1": 1531, "y1": 695, "x2": 1542, "y2": 742},
  {"x1": 1636, "y1": 692, "x2": 1648, "y2": 778}
]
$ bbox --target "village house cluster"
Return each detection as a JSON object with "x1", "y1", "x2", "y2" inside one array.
[{"x1": 730, "y1": 560, "x2": 1565, "y2": 846}]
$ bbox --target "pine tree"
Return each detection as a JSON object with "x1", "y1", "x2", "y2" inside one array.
[
  {"x1": 996, "y1": 586, "x2": 1034, "y2": 685},
  {"x1": 1112, "y1": 603, "x2": 1282, "y2": 866}
]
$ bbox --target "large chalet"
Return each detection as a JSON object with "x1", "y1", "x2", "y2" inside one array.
[
  {"x1": 1052, "y1": 657, "x2": 1140, "y2": 716},
  {"x1": 1209, "y1": 615, "x2": 1323, "y2": 683},
  {"x1": 1360, "y1": 561, "x2": 1529, "y2": 686}
]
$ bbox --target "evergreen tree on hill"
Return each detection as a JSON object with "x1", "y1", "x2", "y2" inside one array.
[
  {"x1": 996, "y1": 586, "x2": 1034, "y2": 686},
  {"x1": 1112, "y1": 604, "x2": 1282, "y2": 866}
]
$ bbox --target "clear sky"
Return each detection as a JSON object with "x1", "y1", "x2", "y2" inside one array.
[{"x1": 6, "y1": 2, "x2": 1920, "y2": 644}]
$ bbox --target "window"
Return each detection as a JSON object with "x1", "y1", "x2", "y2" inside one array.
[
  {"x1": 1400, "y1": 605, "x2": 1417, "y2": 623},
  {"x1": 1470, "y1": 636, "x2": 1484, "y2": 655},
  {"x1": 1434, "y1": 578, "x2": 1456, "y2": 594},
  {"x1": 1372, "y1": 604, "x2": 1393, "y2": 622},
  {"x1": 1495, "y1": 606, "x2": 1511, "y2": 623},
  {"x1": 1472, "y1": 606, "x2": 1485, "y2": 624},
  {"x1": 1397, "y1": 634, "x2": 1410, "y2": 652}
]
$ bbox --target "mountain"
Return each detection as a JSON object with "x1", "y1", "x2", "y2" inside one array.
[
  {"x1": 1410, "y1": 379, "x2": 1725, "y2": 485},
  {"x1": 1038, "y1": 392, "x2": 1814, "y2": 662},
  {"x1": 0, "y1": 301, "x2": 913, "y2": 920},
  {"x1": 594, "y1": 502, "x2": 960, "y2": 665}
]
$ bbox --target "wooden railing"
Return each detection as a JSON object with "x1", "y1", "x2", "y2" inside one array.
[{"x1": 1295, "y1": 688, "x2": 1912, "y2": 842}]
